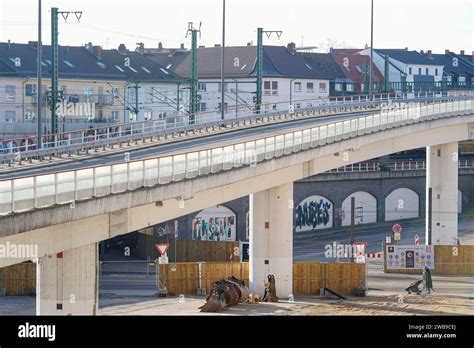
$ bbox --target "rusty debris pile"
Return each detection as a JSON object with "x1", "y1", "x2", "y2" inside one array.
[{"x1": 199, "y1": 276, "x2": 250, "y2": 312}]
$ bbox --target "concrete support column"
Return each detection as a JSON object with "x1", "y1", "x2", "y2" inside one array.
[
  {"x1": 249, "y1": 182, "x2": 293, "y2": 298},
  {"x1": 36, "y1": 242, "x2": 99, "y2": 315},
  {"x1": 426, "y1": 142, "x2": 458, "y2": 245}
]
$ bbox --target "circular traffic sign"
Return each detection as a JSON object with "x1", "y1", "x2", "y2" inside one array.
[{"x1": 392, "y1": 224, "x2": 402, "y2": 233}]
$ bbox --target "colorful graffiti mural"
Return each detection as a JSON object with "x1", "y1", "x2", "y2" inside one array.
[
  {"x1": 295, "y1": 195, "x2": 333, "y2": 232},
  {"x1": 192, "y1": 206, "x2": 236, "y2": 241}
]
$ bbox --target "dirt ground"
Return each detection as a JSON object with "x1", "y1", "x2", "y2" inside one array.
[{"x1": 295, "y1": 294, "x2": 474, "y2": 316}]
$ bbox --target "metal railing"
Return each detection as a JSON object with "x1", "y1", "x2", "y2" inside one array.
[
  {"x1": 2, "y1": 91, "x2": 472, "y2": 164},
  {"x1": 0, "y1": 98, "x2": 472, "y2": 216},
  {"x1": 326, "y1": 159, "x2": 474, "y2": 173}
]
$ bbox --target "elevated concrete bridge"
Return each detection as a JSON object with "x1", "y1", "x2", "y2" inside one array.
[{"x1": 0, "y1": 96, "x2": 473, "y2": 314}]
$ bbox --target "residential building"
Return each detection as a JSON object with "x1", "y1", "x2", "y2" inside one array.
[
  {"x1": 422, "y1": 50, "x2": 473, "y2": 87},
  {"x1": 0, "y1": 41, "x2": 126, "y2": 129},
  {"x1": 359, "y1": 48, "x2": 444, "y2": 93},
  {"x1": 93, "y1": 43, "x2": 188, "y2": 122},
  {"x1": 330, "y1": 52, "x2": 384, "y2": 93}
]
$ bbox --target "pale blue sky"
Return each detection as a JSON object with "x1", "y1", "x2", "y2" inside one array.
[{"x1": 0, "y1": 0, "x2": 472, "y2": 54}]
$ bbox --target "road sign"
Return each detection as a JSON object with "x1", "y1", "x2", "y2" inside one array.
[
  {"x1": 355, "y1": 255, "x2": 366, "y2": 264},
  {"x1": 155, "y1": 243, "x2": 169, "y2": 256},
  {"x1": 394, "y1": 232, "x2": 401, "y2": 241},
  {"x1": 354, "y1": 242, "x2": 367, "y2": 257},
  {"x1": 159, "y1": 255, "x2": 169, "y2": 264},
  {"x1": 415, "y1": 234, "x2": 420, "y2": 246},
  {"x1": 392, "y1": 224, "x2": 402, "y2": 234},
  {"x1": 386, "y1": 236, "x2": 392, "y2": 244}
]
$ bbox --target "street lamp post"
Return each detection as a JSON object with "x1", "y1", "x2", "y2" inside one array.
[
  {"x1": 37, "y1": 0, "x2": 42, "y2": 149},
  {"x1": 220, "y1": 0, "x2": 226, "y2": 121},
  {"x1": 369, "y1": 0, "x2": 374, "y2": 97}
]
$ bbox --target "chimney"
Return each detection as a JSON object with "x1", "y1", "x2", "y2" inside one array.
[
  {"x1": 7, "y1": 39, "x2": 11, "y2": 50},
  {"x1": 94, "y1": 45, "x2": 102, "y2": 59},
  {"x1": 158, "y1": 42, "x2": 163, "y2": 50},
  {"x1": 287, "y1": 42, "x2": 296, "y2": 55},
  {"x1": 460, "y1": 50, "x2": 465, "y2": 55},
  {"x1": 445, "y1": 49, "x2": 449, "y2": 54},
  {"x1": 214, "y1": 44, "x2": 221, "y2": 47},
  {"x1": 199, "y1": 45, "x2": 205, "y2": 48},
  {"x1": 472, "y1": 51, "x2": 474, "y2": 62},
  {"x1": 427, "y1": 50, "x2": 432, "y2": 57},
  {"x1": 247, "y1": 42, "x2": 252, "y2": 46},
  {"x1": 118, "y1": 43, "x2": 127, "y2": 54},
  {"x1": 28, "y1": 41, "x2": 38, "y2": 49},
  {"x1": 420, "y1": 50, "x2": 424, "y2": 54},
  {"x1": 180, "y1": 43, "x2": 184, "y2": 49},
  {"x1": 136, "y1": 42, "x2": 144, "y2": 55},
  {"x1": 404, "y1": 47, "x2": 408, "y2": 50}
]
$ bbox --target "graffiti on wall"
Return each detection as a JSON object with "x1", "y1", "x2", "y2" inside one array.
[
  {"x1": 192, "y1": 205, "x2": 236, "y2": 241},
  {"x1": 295, "y1": 195, "x2": 333, "y2": 232}
]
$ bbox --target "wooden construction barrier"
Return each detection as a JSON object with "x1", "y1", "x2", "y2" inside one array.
[
  {"x1": 136, "y1": 233, "x2": 240, "y2": 262},
  {"x1": 1, "y1": 261, "x2": 365, "y2": 297},
  {"x1": 384, "y1": 245, "x2": 474, "y2": 274},
  {"x1": 0, "y1": 262, "x2": 36, "y2": 296},
  {"x1": 159, "y1": 262, "x2": 364, "y2": 296}
]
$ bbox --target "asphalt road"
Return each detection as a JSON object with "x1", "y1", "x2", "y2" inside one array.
[{"x1": 1, "y1": 109, "x2": 379, "y2": 180}]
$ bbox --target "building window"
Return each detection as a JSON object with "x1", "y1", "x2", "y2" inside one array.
[
  {"x1": 271, "y1": 81, "x2": 278, "y2": 95},
  {"x1": 294, "y1": 82, "x2": 302, "y2": 92},
  {"x1": 347, "y1": 84, "x2": 354, "y2": 92},
  {"x1": 5, "y1": 85, "x2": 15, "y2": 102},
  {"x1": 112, "y1": 110, "x2": 119, "y2": 121},
  {"x1": 418, "y1": 68, "x2": 422, "y2": 75},
  {"x1": 319, "y1": 82, "x2": 327, "y2": 93},
  {"x1": 426, "y1": 68, "x2": 429, "y2": 75},
  {"x1": 25, "y1": 84, "x2": 37, "y2": 96},
  {"x1": 306, "y1": 82, "x2": 314, "y2": 93},
  {"x1": 197, "y1": 83, "x2": 207, "y2": 91},
  {"x1": 272, "y1": 104, "x2": 277, "y2": 111},
  {"x1": 408, "y1": 67, "x2": 412, "y2": 74},
  {"x1": 144, "y1": 111, "x2": 152, "y2": 120},
  {"x1": 335, "y1": 83, "x2": 343, "y2": 91},
  {"x1": 295, "y1": 103, "x2": 301, "y2": 109},
  {"x1": 435, "y1": 68, "x2": 438, "y2": 76},
  {"x1": 24, "y1": 107, "x2": 35, "y2": 120},
  {"x1": 84, "y1": 86, "x2": 93, "y2": 97},
  {"x1": 264, "y1": 81, "x2": 271, "y2": 95},
  {"x1": 199, "y1": 102, "x2": 207, "y2": 112},
  {"x1": 5, "y1": 111, "x2": 15, "y2": 123},
  {"x1": 264, "y1": 81, "x2": 278, "y2": 95},
  {"x1": 218, "y1": 102, "x2": 228, "y2": 112},
  {"x1": 360, "y1": 83, "x2": 365, "y2": 91}
]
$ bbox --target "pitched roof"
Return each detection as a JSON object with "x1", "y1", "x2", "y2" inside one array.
[
  {"x1": 0, "y1": 42, "x2": 124, "y2": 80},
  {"x1": 301, "y1": 52, "x2": 346, "y2": 80},
  {"x1": 144, "y1": 50, "x2": 190, "y2": 72},
  {"x1": 171, "y1": 45, "x2": 341, "y2": 80},
  {"x1": 99, "y1": 49, "x2": 182, "y2": 81},
  {"x1": 331, "y1": 53, "x2": 384, "y2": 83},
  {"x1": 426, "y1": 53, "x2": 473, "y2": 77},
  {"x1": 173, "y1": 46, "x2": 259, "y2": 79},
  {"x1": 376, "y1": 49, "x2": 442, "y2": 65}
]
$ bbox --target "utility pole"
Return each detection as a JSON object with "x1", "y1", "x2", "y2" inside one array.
[
  {"x1": 49, "y1": 7, "x2": 82, "y2": 138},
  {"x1": 256, "y1": 27, "x2": 282, "y2": 114},
  {"x1": 220, "y1": 0, "x2": 226, "y2": 121},
  {"x1": 350, "y1": 196, "x2": 355, "y2": 262},
  {"x1": 186, "y1": 22, "x2": 201, "y2": 124},
  {"x1": 37, "y1": 0, "x2": 42, "y2": 149},
  {"x1": 384, "y1": 54, "x2": 389, "y2": 93},
  {"x1": 369, "y1": 0, "x2": 374, "y2": 97}
]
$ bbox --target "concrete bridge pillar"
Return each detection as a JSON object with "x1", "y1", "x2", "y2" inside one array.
[
  {"x1": 426, "y1": 142, "x2": 459, "y2": 245},
  {"x1": 36, "y1": 243, "x2": 99, "y2": 315},
  {"x1": 249, "y1": 182, "x2": 293, "y2": 298}
]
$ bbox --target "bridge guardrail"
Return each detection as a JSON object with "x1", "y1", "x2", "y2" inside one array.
[
  {"x1": 0, "y1": 98, "x2": 472, "y2": 216},
  {"x1": 325, "y1": 159, "x2": 474, "y2": 173},
  {"x1": 2, "y1": 91, "x2": 472, "y2": 163}
]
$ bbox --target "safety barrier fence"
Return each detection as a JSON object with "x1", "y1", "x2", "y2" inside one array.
[
  {"x1": 0, "y1": 98, "x2": 472, "y2": 216},
  {"x1": 326, "y1": 159, "x2": 474, "y2": 173},
  {"x1": 1, "y1": 91, "x2": 472, "y2": 162}
]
